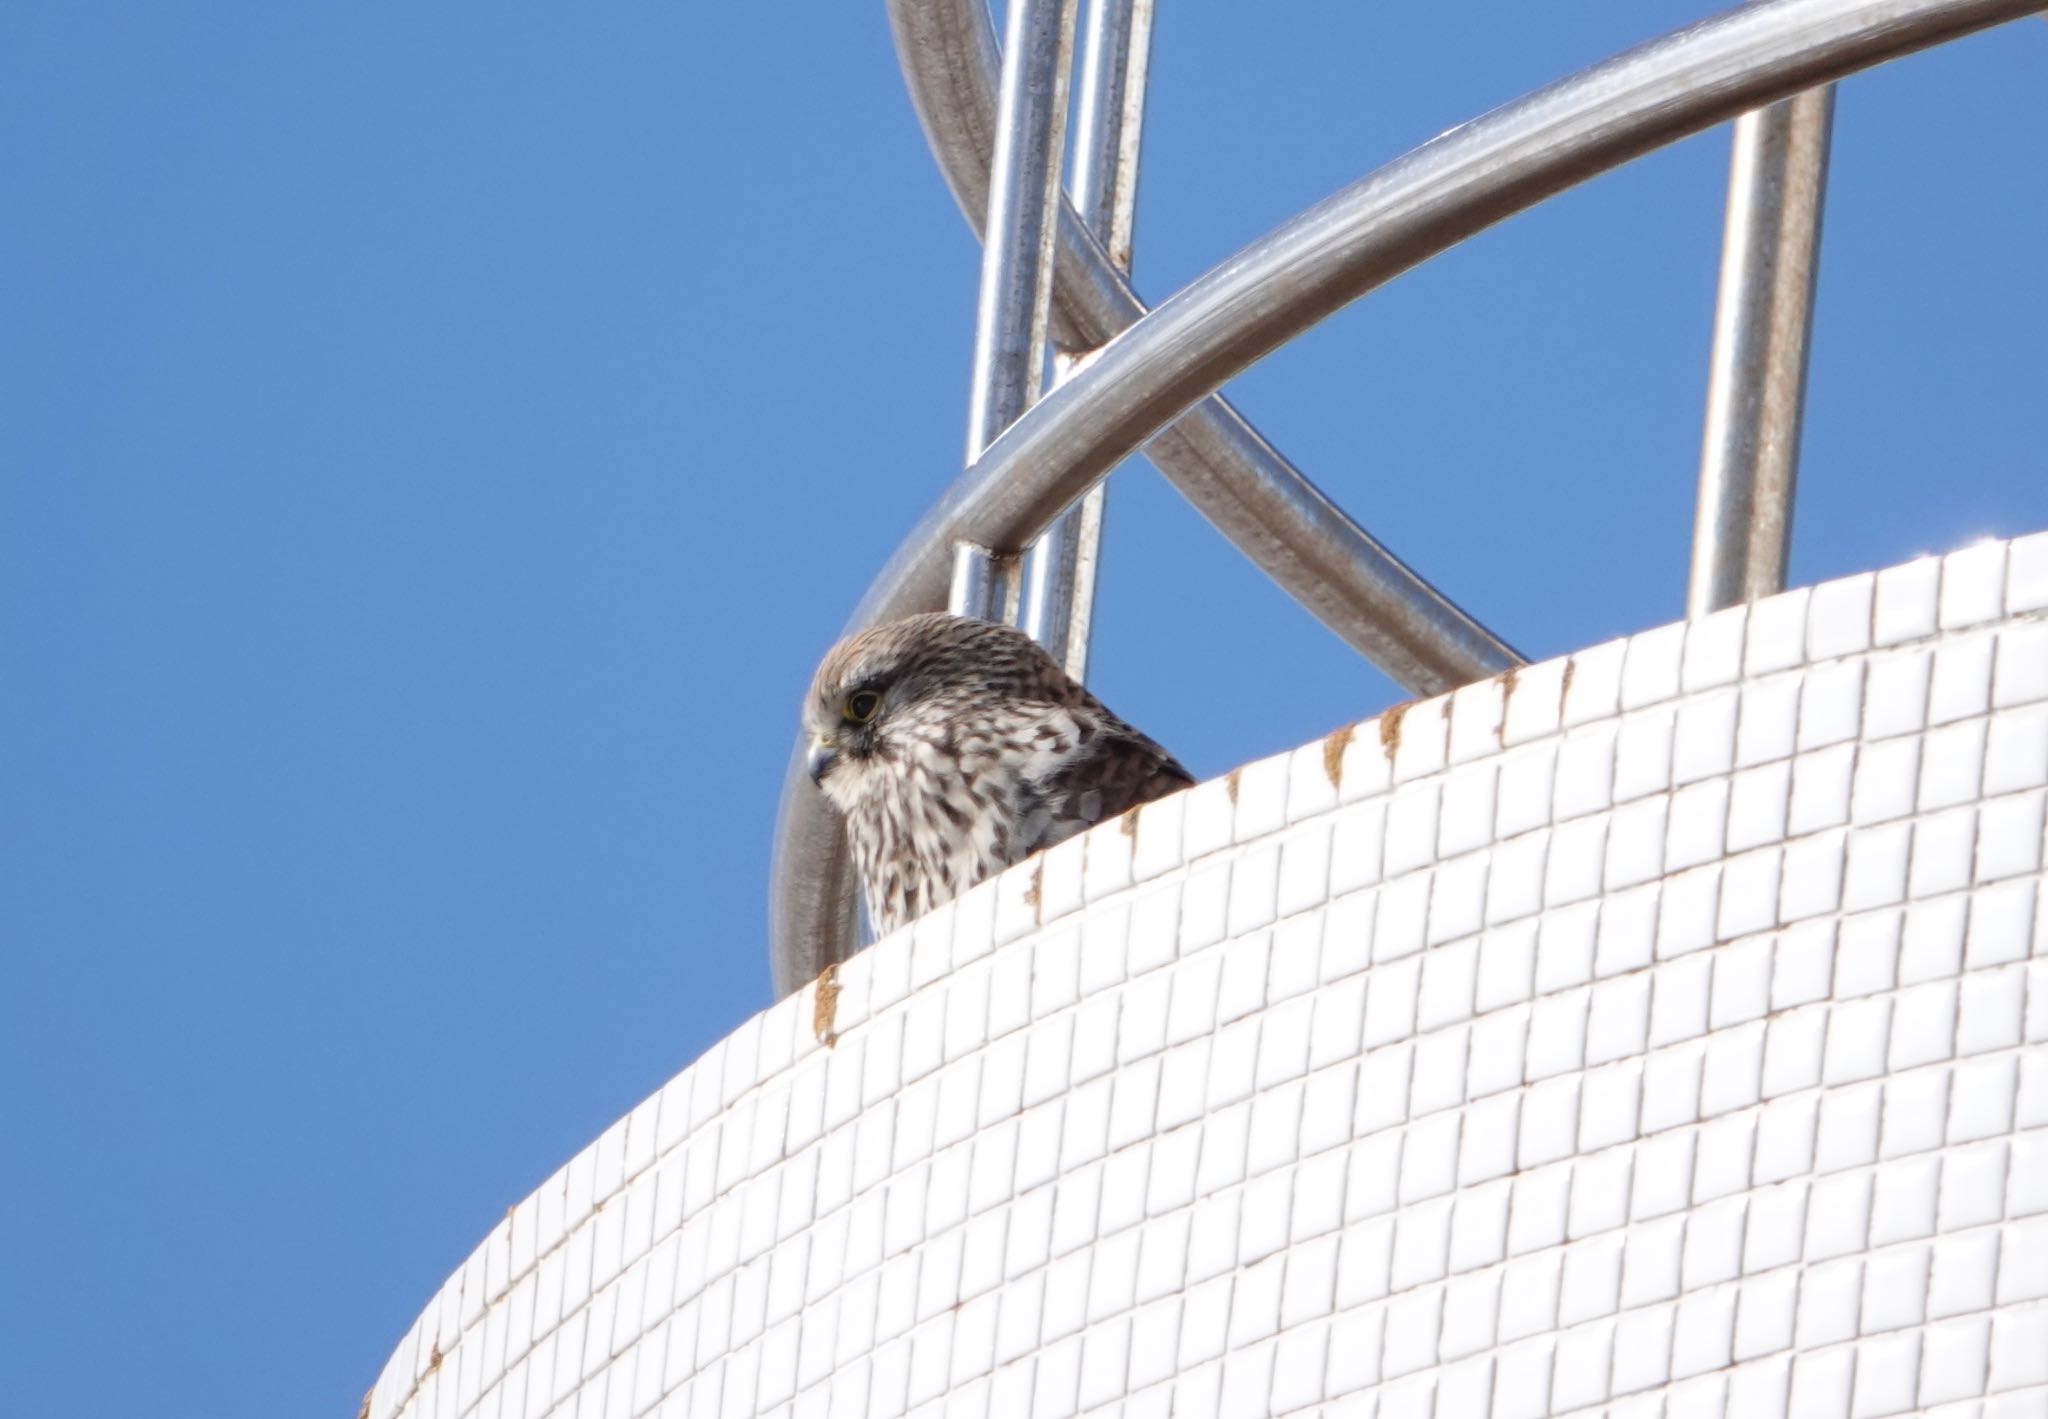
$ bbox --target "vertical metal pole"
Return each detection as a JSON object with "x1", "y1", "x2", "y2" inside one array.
[
  {"x1": 954, "y1": 0, "x2": 1081, "y2": 625},
  {"x1": 1023, "y1": 0, "x2": 1155, "y2": 681},
  {"x1": 1688, "y1": 85, "x2": 1834, "y2": 617}
]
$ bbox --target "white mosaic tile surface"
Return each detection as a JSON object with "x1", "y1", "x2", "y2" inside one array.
[{"x1": 368, "y1": 531, "x2": 2048, "y2": 1419}]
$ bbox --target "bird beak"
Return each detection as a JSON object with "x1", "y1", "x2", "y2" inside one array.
[{"x1": 806, "y1": 736, "x2": 839, "y2": 785}]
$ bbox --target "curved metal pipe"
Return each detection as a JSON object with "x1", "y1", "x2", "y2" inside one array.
[
  {"x1": 888, "y1": 0, "x2": 1524, "y2": 691},
  {"x1": 773, "y1": 0, "x2": 2043, "y2": 996}
]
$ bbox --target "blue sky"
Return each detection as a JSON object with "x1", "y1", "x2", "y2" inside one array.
[{"x1": 2, "y1": 5, "x2": 2043, "y2": 1416}]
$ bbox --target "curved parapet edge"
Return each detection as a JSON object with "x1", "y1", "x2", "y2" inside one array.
[{"x1": 368, "y1": 529, "x2": 2048, "y2": 1419}]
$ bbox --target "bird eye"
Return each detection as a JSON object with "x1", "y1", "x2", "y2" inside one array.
[{"x1": 843, "y1": 689, "x2": 883, "y2": 724}]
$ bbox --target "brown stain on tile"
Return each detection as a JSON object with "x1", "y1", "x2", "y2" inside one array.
[
  {"x1": 1322, "y1": 723, "x2": 1354, "y2": 788},
  {"x1": 1561, "y1": 656, "x2": 1576, "y2": 703},
  {"x1": 812, "y1": 961, "x2": 841, "y2": 1048},
  {"x1": 1497, "y1": 666, "x2": 1519, "y2": 745},
  {"x1": 358, "y1": 1388, "x2": 374, "y2": 1419},
  {"x1": 1023, "y1": 861, "x2": 1042, "y2": 917},
  {"x1": 1378, "y1": 701, "x2": 1411, "y2": 761},
  {"x1": 1225, "y1": 767, "x2": 1242, "y2": 804},
  {"x1": 426, "y1": 1343, "x2": 443, "y2": 1375},
  {"x1": 1119, "y1": 806, "x2": 1139, "y2": 838}
]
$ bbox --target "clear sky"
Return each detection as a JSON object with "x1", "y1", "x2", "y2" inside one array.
[{"x1": 3, "y1": 4, "x2": 2043, "y2": 1416}]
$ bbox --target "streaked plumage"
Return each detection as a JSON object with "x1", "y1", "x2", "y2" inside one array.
[{"x1": 803, "y1": 613, "x2": 1193, "y2": 935}]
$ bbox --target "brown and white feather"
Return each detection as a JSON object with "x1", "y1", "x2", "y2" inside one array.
[{"x1": 803, "y1": 613, "x2": 1193, "y2": 935}]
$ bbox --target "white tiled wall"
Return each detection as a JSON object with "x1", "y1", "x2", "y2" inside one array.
[{"x1": 367, "y1": 531, "x2": 2048, "y2": 1419}]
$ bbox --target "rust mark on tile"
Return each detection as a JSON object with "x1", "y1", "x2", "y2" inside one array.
[
  {"x1": 812, "y1": 961, "x2": 841, "y2": 1048},
  {"x1": 1497, "y1": 665, "x2": 1519, "y2": 744},
  {"x1": 1561, "y1": 656, "x2": 1576, "y2": 704},
  {"x1": 1119, "y1": 806, "x2": 1139, "y2": 838},
  {"x1": 1378, "y1": 701, "x2": 1412, "y2": 761},
  {"x1": 1023, "y1": 861, "x2": 1042, "y2": 916},
  {"x1": 1225, "y1": 767, "x2": 1242, "y2": 804},
  {"x1": 426, "y1": 1343, "x2": 443, "y2": 1375},
  {"x1": 1321, "y1": 723, "x2": 1355, "y2": 788}
]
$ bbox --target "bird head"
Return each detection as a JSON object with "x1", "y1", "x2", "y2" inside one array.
[{"x1": 801, "y1": 612, "x2": 1065, "y2": 810}]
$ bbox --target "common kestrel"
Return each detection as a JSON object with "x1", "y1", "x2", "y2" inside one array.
[{"x1": 804, "y1": 613, "x2": 1193, "y2": 935}]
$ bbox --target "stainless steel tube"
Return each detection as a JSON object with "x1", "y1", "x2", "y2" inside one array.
[
  {"x1": 888, "y1": 0, "x2": 1523, "y2": 691},
  {"x1": 1022, "y1": 0, "x2": 1154, "y2": 680},
  {"x1": 1689, "y1": 86, "x2": 1836, "y2": 616},
  {"x1": 955, "y1": 0, "x2": 1078, "y2": 622},
  {"x1": 772, "y1": 0, "x2": 2044, "y2": 996}
]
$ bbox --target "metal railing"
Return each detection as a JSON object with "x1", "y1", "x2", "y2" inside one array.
[{"x1": 769, "y1": 0, "x2": 2044, "y2": 998}]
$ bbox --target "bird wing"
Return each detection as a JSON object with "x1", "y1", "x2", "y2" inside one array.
[{"x1": 1029, "y1": 723, "x2": 1195, "y2": 853}]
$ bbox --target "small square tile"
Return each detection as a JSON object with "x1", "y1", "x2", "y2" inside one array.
[
  {"x1": 1814, "y1": 1080, "x2": 1883, "y2": 1175},
  {"x1": 1327, "y1": 801, "x2": 1386, "y2": 899},
  {"x1": 1449, "y1": 676, "x2": 1508, "y2": 764},
  {"x1": 1585, "y1": 973, "x2": 1651, "y2": 1066},
  {"x1": 1396, "y1": 702, "x2": 1457, "y2": 792},
  {"x1": 1638, "y1": 1036, "x2": 1703, "y2": 1138},
  {"x1": 1966, "y1": 878, "x2": 2038, "y2": 968},
  {"x1": 1929, "y1": 633, "x2": 1996, "y2": 725},
  {"x1": 1674, "y1": 691, "x2": 1740, "y2": 785},
  {"x1": 1789, "y1": 744, "x2": 1855, "y2": 834},
  {"x1": 1560, "y1": 1232, "x2": 1625, "y2": 1322},
  {"x1": 1563, "y1": 638, "x2": 1626, "y2": 727},
  {"x1": 1233, "y1": 751, "x2": 1290, "y2": 844},
  {"x1": 2010, "y1": 528, "x2": 2048, "y2": 611},
  {"x1": 1336, "y1": 717, "x2": 1395, "y2": 805},
  {"x1": 1746, "y1": 588, "x2": 1810, "y2": 676},
  {"x1": 1908, "y1": 805, "x2": 1976, "y2": 898},
  {"x1": 1554, "y1": 725, "x2": 1618, "y2": 821},
  {"x1": 1984, "y1": 703, "x2": 2048, "y2": 795},
  {"x1": 1866, "y1": 650, "x2": 1936, "y2": 744},
  {"x1": 1737, "y1": 676, "x2": 1801, "y2": 768},
  {"x1": 1941, "y1": 538, "x2": 2007, "y2": 629},
  {"x1": 1727, "y1": 761, "x2": 1791, "y2": 852},
  {"x1": 1084, "y1": 815, "x2": 1136, "y2": 903},
  {"x1": 1623, "y1": 621, "x2": 1686, "y2": 709},
  {"x1": 1287, "y1": 739, "x2": 1342, "y2": 824},
  {"x1": 1487, "y1": 830, "x2": 1547, "y2": 927},
  {"x1": 1918, "y1": 1314, "x2": 1991, "y2": 1407},
  {"x1": 1130, "y1": 792, "x2": 1186, "y2": 882},
  {"x1": 1866, "y1": 1154, "x2": 1939, "y2": 1250},
  {"x1": 1800, "y1": 659, "x2": 1866, "y2": 751},
  {"x1": 1993, "y1": 621, "x2": 2048, "y2": 708},
  {"x1": 1614, "y1": 709, "x2": 1676, "y2": 802},
  {"x1": 1879, "y1": 1065, "x2": 1952, "y2": 1159},
  {"x1": 1606, "y1": 796, "x2": 1667, "y2": 889},
  {"x1": 1502, "y1": 658, "x2": 1567, "y2": 746},
  {"x1": 1181, "y1": 778, "x2": 1236, "y2": 863},
  {"x1": 1686, "y1": 603, "x2": 1749, "y2": 690},
  {"x1": 1824, "y1": 989, "x2": 1894, "y2": 1083},
  {"x1": 1667, "y1": 779, "x2": 1730, "y2": 872},
  {"x1": 1594, "y1": 883, "x2": 1658, "y2": 976},
  {"x1": 1374, "y1": 871, "x2": 1430, "y2": 963},
  {"x1": 1700, "y1": 1019, "x2": 1765, "y2": 1116},
  {"x1": 1987, "y1": 1306, "x2": 2048, "y2": 1392},
  {"x1": 1780, "y1": 826, "x2": 1847, "y2": 922},
  {"x1": 1875, "y1": 555, "x2": 1941, "y2": 646},
  {"x1": 1717, "y1": 846, "x2": 1782, "y2": 941},
  {"x1": 1276, "y1": 822, "x2": 1333, "y2": 920},
  {"x1": 1495, "y1": 745, "x2": 1556, "y2": 844},
  {"x1": 1808, "y1": 571, "x2": 1875, "y2": 660},
  {"x1": 1530, "y1": 896, "x2": 1588, "y2": 993},
  {"x1": 1851, "y1": 1330, "x2": 1922, "y2": 1417},
  {"x1": 1545, "y1": 815, "x2": 1607, "y2": 907},
  {"x1": 1843, "y1": 822, "x2": 1912, "y2": 912},
  {"x1": 1773, "y1": 917, "x2": 1837, "y2": 1007}
]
